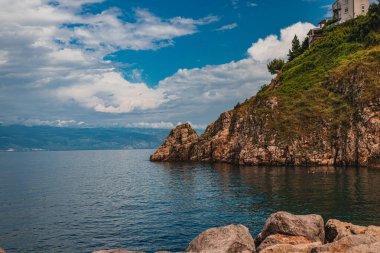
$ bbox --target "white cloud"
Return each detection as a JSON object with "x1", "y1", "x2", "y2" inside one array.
[
  {"x1": 0, "y1": 0, "x2": 316, "y2": 128},
  {"x1": 56, "y1": 71, "x2": 167, "y2": 113},
  {"x1": 248, "y1": 22, "x2": 315, "y2": 61},
  {"x1": 0, "y1": 0, "x2": 219, "y2": 119},
  {"x1": 216, "y1": 23, "x2": 238, "y2": 31}
]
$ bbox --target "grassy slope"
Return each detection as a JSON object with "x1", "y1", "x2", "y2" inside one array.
[{"x1": 235, "y1": 5, "x2": 380, "y2": 144}]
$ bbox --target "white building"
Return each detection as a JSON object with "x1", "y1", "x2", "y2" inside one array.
[{"x1": 333, "y1": 0, "x2": 370, "y2": 23}]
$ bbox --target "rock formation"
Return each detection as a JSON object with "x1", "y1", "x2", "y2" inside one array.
[
  {"x1": 150, "y1": 123, "x2": 199, "y2": 162},
  {"x1": 185, "y1": 224, "x2": 256, "y2": 253},
  {"x1": 325, "y1": 219, "x2": 380, "y2": 243},
  {"x1": 254, "y1": 212, "x2": 325, "y2": 247}
]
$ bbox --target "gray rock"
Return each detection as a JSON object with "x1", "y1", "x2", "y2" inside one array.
[
  {"x1": 256, "y1": 212, "x2": 324, "y2": 247},
  {"x1": 186, "y1": 224, "x2": 256, "y2": 253},
  {"x1": 325, "y1": 219, "x2": 380, "y2": 243},
  {"x1": 259, "y1": 242, "x2": 321, "y2": 253},
  {"x1": 310, "y1": 234, "x2": 379, "y2": 253}
]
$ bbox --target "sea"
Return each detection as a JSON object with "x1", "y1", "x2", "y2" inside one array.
[{"x1": 1, "y1": 150, "x2": 380, "y2": 253}]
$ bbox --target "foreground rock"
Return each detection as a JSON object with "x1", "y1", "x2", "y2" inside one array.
[
  {"x1": 255, "y1": 212, "x2": 325, "y2": 249},
  {"x1": 260, "y1": 242, "x2": 321, "y2": 253},
  {"x1": 0, "y1": 248, "x2": 6, "y2": 253},
  {"x1": 311, "y1": 234, "x2": 380, "y2": 253},
  {"x1": 186, "y1": 225, "x2": 256, "y2": 253},
  {"x1": 93, "y1": 212, "x2": 380, "y2": 253},
  {"x1": 150, "y1": 123, "x2": 199, "y2": 162},
  {"x1": 257, "y1": 234, "x2": 313, "y2": 252},
  {"x1": 325, "y1": 219, "x2": 380, "y2": 243}
]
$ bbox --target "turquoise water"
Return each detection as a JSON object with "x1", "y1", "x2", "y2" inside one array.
[{"x1": 0, "y1": 150, "x2": 380, "y2": 253}]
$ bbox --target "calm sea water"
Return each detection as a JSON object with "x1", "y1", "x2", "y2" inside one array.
[{"x1": 1, "y1": 150, "x2": 380, "y2": 253}]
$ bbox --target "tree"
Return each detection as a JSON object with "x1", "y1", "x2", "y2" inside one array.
[
  {"x1": 288, "y1": 35, "x2": 301, "y2": 61},
  {"x1": 301, "y1": 38, "x2": 309, "y2": 53},
  {"x1": 267, "y1": 58, "x2": 285, "y2": 75}
]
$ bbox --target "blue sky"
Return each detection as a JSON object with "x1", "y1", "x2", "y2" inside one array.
[
  {"x1": 0, "y1": 0, "x2": 374, "y2": 129},
  {"x1": 102, "y1": 0, "x2": 333, "y2": 86}
]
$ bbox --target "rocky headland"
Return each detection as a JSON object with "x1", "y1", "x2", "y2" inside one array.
[
  {"x1": 150, "y1": 8, "x2": 380, "y2": 167},
  {"x1": 83, "y1": 211, "x2": 380, "y2": 253}
]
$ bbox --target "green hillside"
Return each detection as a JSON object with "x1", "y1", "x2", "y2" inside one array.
[{"x1": 237, "y1": 3, "x2": 380, "y2": 143}]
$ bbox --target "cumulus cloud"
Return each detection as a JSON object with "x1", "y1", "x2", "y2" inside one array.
[
  {"x1": 0, "y1": 0, "x2": 219, "y2": 120},
  {"x1": 56, "y1": 71, "x2": 167, "y2": 113},
  {"x1": 0, "y1": 0, "x2": 315, "y2": 128},
  {"x1": 248, "y1": 22, "x2": 315, "y2": 61}
]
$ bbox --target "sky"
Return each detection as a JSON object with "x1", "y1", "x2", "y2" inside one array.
[{"x1": 0, "y1": 0, "x2": 375, "y2": 129}]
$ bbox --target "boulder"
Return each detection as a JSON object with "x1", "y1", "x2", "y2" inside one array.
[
  {"x1": 259, "y1": 242, "x2": 321, "y2": 253},
  {"x1": 0, "y1": 248, "x2": 5, "y2": 253},
  {"x1": 257, "y1": 234, "x2": 312, "y2": 252},
  {"x1": 345, "y1": 241, "x2": 380, "y2": 252},
  {"x1": 186, "y1": 224, "x2": 256, "y2": 253},
  {"x1": 150, "y1": 123, "x2": 199, "y2": 162},
  {"x1": 325, "y1": 219, "x2": 380, "y2": 243},
  {"x1": 256, "y1": 212, "x2": 324, "y2": 247},
  {"x1": 93, "y1": 250, "x2": 144, "y2": 253},
  {"x1": 310, "y1": 234, "x2": 379, "y2": 252}
]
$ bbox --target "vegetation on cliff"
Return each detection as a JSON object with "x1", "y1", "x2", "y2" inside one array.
[{"x1": 236, "y1": 4, "x2": 380, "y2": 144}]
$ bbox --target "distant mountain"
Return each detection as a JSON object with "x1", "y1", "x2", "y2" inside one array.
[{"x1": 0, "y1": 125, "x2": 172, "y2": 151}]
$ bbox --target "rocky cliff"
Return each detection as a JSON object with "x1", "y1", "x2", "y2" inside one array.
[{"x1": 151, "y1": 6, "x2": 380, "y2": 167}]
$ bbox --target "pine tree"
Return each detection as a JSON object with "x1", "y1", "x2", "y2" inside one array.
[
  {"x1": 301, "y1": 38, "x2": 309, "y2": 53},
  {"x1": 288, "y1": 35, "x2": 301, "y2": 61}
]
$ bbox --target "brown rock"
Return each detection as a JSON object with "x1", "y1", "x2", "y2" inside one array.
[
  {"x1": 150, "y1": 123, "x2": 199, "y2": 162},
  {"x1": 92, "y1": 250, "x2": 144, "y2": 253},
  {"x1": 186, "y1": 224, "x2": 256, "y2": 253},
  {"x1": 325, "y1": 219, "x2": 380, "y2": 243},
  {"x1": 259, "y1": 242, "x2": 321, "y2": 253},
  {"x1": 346, "y1": 241, "x2": 380, "y2": 252},
  {"x1": 257, "y1": 234, "x2": 312, "y2": 252},
  {"x1": 255, "y1": 212, "x2": 324, "y2": 247},
  {"x1": 0, "y1": 248, "x2": 6, "y2": 253},
  {"x1": 310, "y1": 234, "x2": 379, "y2": 253}
]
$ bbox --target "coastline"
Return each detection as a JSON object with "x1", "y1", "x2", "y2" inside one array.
[{"x1": 88, "y1": 212, "x2": 380, "y2": 252}]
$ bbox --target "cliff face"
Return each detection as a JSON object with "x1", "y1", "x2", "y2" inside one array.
[
  {"x1": 150, "y1": 123, "x2": 199, "y2": 162},
  {"x1": 151, "y1": 10, "x2": 380, "y2": 167}
]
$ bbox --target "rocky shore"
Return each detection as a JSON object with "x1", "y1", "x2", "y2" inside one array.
[
  {"x1": 91, "y1": 212, "x2": 379, "y2": 252},
  {"x1": 2, "y1": 212, "x2": 379, "y2": 252},
  {"x1": 15, "y1": 211, "x2": 373, "y2": 253}
]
